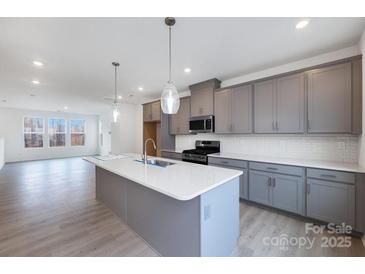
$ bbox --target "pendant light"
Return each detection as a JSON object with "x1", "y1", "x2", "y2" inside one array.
[
  {"x1": 112, "y1": 62, "x2": 120, "y2": 123},
  {"x1": 161, "y1": 17, "x2": 180, "y2": 114}
]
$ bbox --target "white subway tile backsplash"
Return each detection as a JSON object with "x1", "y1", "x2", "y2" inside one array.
[{"x1": 176, "y1": 135, "x2": 359, "y2": 163}]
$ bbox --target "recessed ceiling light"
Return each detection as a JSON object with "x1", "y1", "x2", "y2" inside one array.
[
  {"x1": 64, "y1": 106, "x2": 68, "y2": 110},
  {"x1": 118, "y1": 95, "x2": 122, "y2": 99},
  {"x1": 138, "y1": 87, "x2": 143, "y2": 91},
  {"x1": 32, "y1": 80, "x2": 40, "y2": 85},
  {"x1": 184, "y1": 68, "x2": 191, "y2": 73},
  {"x1": 296, "y1": 20, "x2": 309, "y2": 29},
  {"x1": 33, "y1": 60, "x2": 44, "y2": 67}
]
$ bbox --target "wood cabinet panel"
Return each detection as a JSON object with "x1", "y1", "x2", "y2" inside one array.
[{"x1": 307, "y1": 62, "x2": 352, "y2": 133}]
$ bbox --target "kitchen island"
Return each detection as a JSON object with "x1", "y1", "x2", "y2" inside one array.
[{"x1": 84, "y1": 154, "x2": 242, "y2": 257}]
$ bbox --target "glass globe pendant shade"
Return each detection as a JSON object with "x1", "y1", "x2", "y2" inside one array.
[
  {"x1": 112, "y1": 103, "x2": 120, "y2": 123},
  {"x1": 161, "y1": 82, "x2": 180, "y2": 114}
]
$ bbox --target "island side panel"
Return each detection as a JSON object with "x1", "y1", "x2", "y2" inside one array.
[
  {"x1": 95, "y1": 167, "x2": 127, "y2": 221},
  {"x1": 200, "y1": 177, "x2": 240, "y2": 256},
  {"x1": 126, "y1": 180, "x2": 201, "y2": 257}
]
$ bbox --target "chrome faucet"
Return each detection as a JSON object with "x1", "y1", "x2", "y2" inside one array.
[{"x1": 143, "y1": 138, "x2": 157, "y2": 164}]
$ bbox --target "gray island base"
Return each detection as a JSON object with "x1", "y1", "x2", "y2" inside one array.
[{"x1": 95, "y1": 167, "x2": 240, "y2": 257}]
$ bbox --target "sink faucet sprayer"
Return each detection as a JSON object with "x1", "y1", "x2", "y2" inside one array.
[{"x1": 143, "y1": 138, "x2": 157, "y2": 164}]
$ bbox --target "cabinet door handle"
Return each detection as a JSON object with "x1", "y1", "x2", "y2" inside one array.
[
  {"x1": 307, "y1": 183, "x2": 310, "y2": 194},
  {"x1": 221, "y1": 161, "x2": 229, "y2": 164},
  {"x1": 307, "y1": 119, "x2": 311, "y2": 130},
  {"x1": 272, "y1": 177, "x2": 276, "y2": 187},
  {"x1": 275, "y1": 121, "x2": 279, "y2": 130},
  {"x1": 268, "y1": 177, "x2": 272, "y2": 187},
  {"x1": 266, "y1": 167, "x2": 278, "y2": 171},
  {"x1": 320, "y1": 174, "x2": 336, "y2": 178}
]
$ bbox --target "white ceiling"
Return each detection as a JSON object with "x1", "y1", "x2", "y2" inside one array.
[{"x1": 0, "y1": 17, "x2": 364, "y2": 115}]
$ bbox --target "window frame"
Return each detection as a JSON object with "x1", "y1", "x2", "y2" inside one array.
[
  {"x1": 23, "y1": 116, "x2": 45, "y2": 149},
  {"x1": 48, "y1": 117, "x2": 67, "y2": 148},
  {"x1": 70, "y1": 119, "x2": 86, "y2": 147}
]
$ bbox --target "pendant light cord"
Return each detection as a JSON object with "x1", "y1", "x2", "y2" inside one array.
[
  {"x1": 168, "y1": 26, "x2": 172, "y2": 83},
  {"x1": 114, "y1": 65, "x2": 117, "y2": 104}
]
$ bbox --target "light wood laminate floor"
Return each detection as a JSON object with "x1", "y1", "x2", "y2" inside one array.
[{"x1": 0, "y1": 157, "x2": 364, "y2": 257}]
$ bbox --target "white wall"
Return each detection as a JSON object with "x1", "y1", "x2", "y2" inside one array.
[
  {"x1": 0, "y1": 138, "x2": 4, "y2": 169},
  {"x1": 0, "y1": 107, "x2": 99, "y2": 162},
  {"x1": 111, "y1": 103, "x2": 143, "y2": 155},
  {"x1": 358, "y1": 29, "x2": 365, "y2": 166},
  {"x1": 176, "y1": 46, "x2": 362, "y2": 163}
]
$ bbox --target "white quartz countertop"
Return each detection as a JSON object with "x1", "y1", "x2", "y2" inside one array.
[
  {"x1": 209, "y1": 152, "x2": 365, "y2": 173},
  {"x1": 84, "y1": 153, "x2": 242, "y2": 201}
]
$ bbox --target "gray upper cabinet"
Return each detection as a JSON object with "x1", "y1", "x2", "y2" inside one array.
[
  {"x1": 214, "y1": 89, "x2": 232, "y2": 133},
  {"x1": 307, "y1": 178, "x2": 355, "y2": 226},
  {"x1": 143, "y1": 103, "x2": 152, "y2": 122},
  {"x1": 276, "y1": 73, "x2": 305, "y2": 133},
  {"x1": 215, "y1": 85, "x2": 252, "y2": 134},
  {"x1": 231, "y1": 85, "x2": 253, "y2": 133},
  {"x1": 143, "y1": 101, "x2": 161, "y2": 122},
  {"x1": 190, "y1": 79, "x2": 221, "y2": 117},
  {"x1": 151, "y1": 101, "x2": 161, "y2": 121},
  {"x1": 254, "y1": 79, "x2": 276, "y2": 133},
  {"x1": 169, "y1": 97, "x2": 191, "y2": 135},
  {"x1": 307, "y1": 62, "x2": 352, "y2": 133},
  {"x1": 254, "y1": 73, "x2": 305, "y2": 133}
]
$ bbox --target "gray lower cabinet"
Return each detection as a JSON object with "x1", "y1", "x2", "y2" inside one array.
[
  {"x1": 208, "y1": 157, "x2": 248, "y2": 199},
  {"x1": 249, "y1": 168, "x2": 304, "y2": 215},
  {"x1": 161, "y1": 151, "x2": 182, "y2": 161},
  {"x1": 307, "y1": 62, "x2": 352, "y2": 133},
  {"x1": 169, "y1": 97, "x2": 190, "y2": 135},
  {"x1": 271, "y1": 173, "x2": 304, "y2": 215},
  {"x1": 249, "y1": 170, "x2": 271, "y2": 206},
  {"x1": 306, "y1": 178, "x2": 355, "y2": 227}
]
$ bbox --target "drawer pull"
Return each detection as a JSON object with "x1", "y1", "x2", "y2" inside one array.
[
  {"x1": 221, "y1": 161, "x2": 229, "y2": 164},
  {"x1": 320, "y1": 174, "x2": 336, "y2": 178},
  {"x1": 266, "y1": 167, "x2": 278, "y2": 171}
]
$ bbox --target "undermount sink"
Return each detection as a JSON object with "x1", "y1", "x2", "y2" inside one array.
[{"x1": 134, "y1": 158, "x2": 176, "y2": 167}]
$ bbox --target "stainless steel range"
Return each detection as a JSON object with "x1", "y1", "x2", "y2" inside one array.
[{"x1": 182, "y1": 140, "x2": 220, "y2": 165}]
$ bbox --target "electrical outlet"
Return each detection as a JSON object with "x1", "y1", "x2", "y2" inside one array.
[{"x1": 337, "y1": 142, "x2": 345, "y2": 150}]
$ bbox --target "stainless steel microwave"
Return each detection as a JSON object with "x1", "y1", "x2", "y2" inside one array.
[{"x1": 189, "y1": 115, "x2": 214, "y2": 133}]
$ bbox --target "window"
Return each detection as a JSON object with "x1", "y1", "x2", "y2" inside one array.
[
  {"x1": 70, "y1": 119, "x2": 85, "y2": 146},
  {"x1": 24, "y1": 117, "x2": 44, "y2": 148},
  {"x1": 48, "y1": 118, "x2": 66, "y2": 147}
]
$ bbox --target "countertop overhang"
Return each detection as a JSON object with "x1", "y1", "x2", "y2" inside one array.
[{"x1": 84, "y1": 153, "x2": 242, "y2": 201}]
